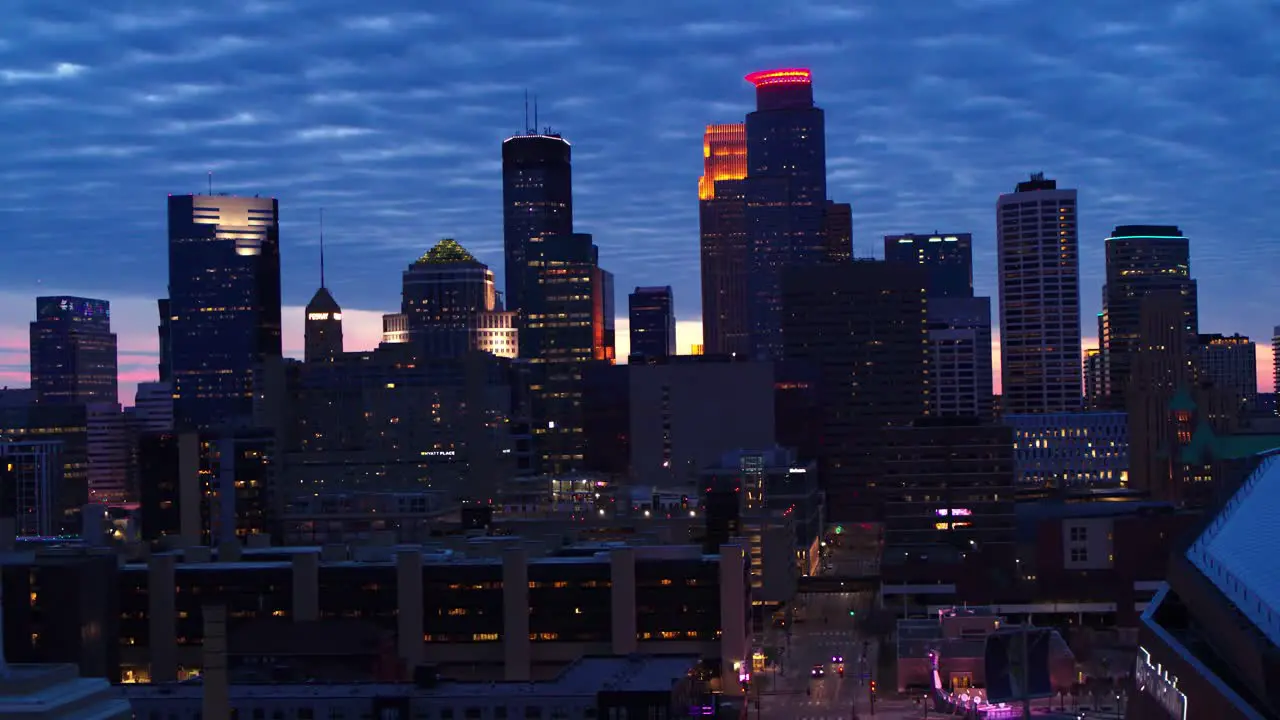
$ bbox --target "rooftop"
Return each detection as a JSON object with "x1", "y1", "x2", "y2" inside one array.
[
  {"x1": 1185, "y1": 451, "x2": 1280, "y2": 648},
  {"x1": 125, "y1": 655, "x2": 698, "y2": 702},
  {"x1": 415, "y1": 238, "x2": 478, "y2": 265}
]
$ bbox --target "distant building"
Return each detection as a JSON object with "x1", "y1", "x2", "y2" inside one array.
[
  {"x1": 628, "y1": 286, "x2": 676, "y2": 361},
  {"x1": 1197, "y1": 333, "x2": 1257, "y2": 413},
  {"x1": 782, "y1": 261, "x2": 930, "y2": 520},
  {"x1": 0, "y1": 402, "x2": 87, "y2": 532},
  {"x1": 29, "y1": 296, "x2": 117, "y2": 405},
  {"x1": 628, "y1": 357, "x2": 776, "y2": 487},
  {"x1": 701, "y1": 446, "x2": 824, "y2": 599},
  {"x1": 1083, "y1": 347, "x2": 1104, "y2": 409},
  {"x1": 401, "y1": 239, "x2": 517, "y2": 359},
  {"x1": 1005, "y1": 411, "x2": 1129, "y2": 488},
  {"x1": 822, "y1": 201, "x2": 852, "y2": 264},
  {"x1": 743, "y1": 68, "x2": 828, "y2": 361},
  {"x1": 258, "y1": 346, "x2": 518, "y2": 504},
  {"x1": 883, "y1": 233, "x2": 973, "y2": 298},
  {"x1": 1274, "y1": 326, "x2": 1280, "y2": 415},
  {"x1": 304, "y1": 288, "x2": 343, "y2": 363},
  {"x1": 167, "y1": 194, "x2": 282, "y2": 431},
  {"x1": 928, "y1": 297, "x2": 994, "y2": 420},
  {"x1": 996, "y1": 174, "x2": 1082, "y2": 414},
  {"x1": 879, "y1": 419, "x2": 1015, "y2": 561},
  {"x1": 136, "y1": 430, "x2": 275, "y2": 547},
  {"x1": 698, "y1": 122, "x2": 750, "y2": 358},
  {"x1": 520, "y1": 233, "x2": 615, "y2": 474},
  {"x1": 502, "y1": 132, "x2": 573, "y2": 316},
  {"x1": 86, "y1": 403, "x2": 130, "y2": 504},
  {"x1": 130, "y1": 381, "x2": 173, "y2": 432},
  {"x1": 1099, "y1": 225, "x2": 1198, "y2": 409},
  {"x1": 0, "y1": 438, "x2": 63, "y2": 536}
]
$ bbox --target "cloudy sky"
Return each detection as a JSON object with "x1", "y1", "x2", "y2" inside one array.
[{"x1": 1, "y1": 0, "x2": 1277, "y2": 403}]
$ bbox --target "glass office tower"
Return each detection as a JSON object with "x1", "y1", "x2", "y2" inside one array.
[
  {"x1": 166, "y1": 194, "x2": 282, "y2": 430},
  {"x1": 29, "y1": 296, "x2": 118, "y2": 405}
]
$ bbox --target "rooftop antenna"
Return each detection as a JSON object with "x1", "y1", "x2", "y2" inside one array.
[
  {"x1": 524, "y1": 90, "x2": 530, "y2": 134},
  {"x1": 534, "y1": 94, "x2": 539, "y2": 134},
  {"x1": 319, "y1": 208, "x2": 326, "y2": 289},
  {"x1": 207, "y1": 171, "x2": 213, "y2": 195}
]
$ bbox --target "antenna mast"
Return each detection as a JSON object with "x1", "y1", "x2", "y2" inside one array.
[
  {"x1": 524, "y1": 90, "x2": 530, "y2": 134},
  {"x1": 319, "y1": 209, "x2": 326, "y2": 289},
  {"x1": 208, "y1": 171, "x2": 213, "y2": 195},
  {"x1": 533, "y1": 94, "x2": 539, "y2": 133}
]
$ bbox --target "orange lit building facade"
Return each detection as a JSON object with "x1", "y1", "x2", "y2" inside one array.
[{"x1": 699, "y1": 123, "x2": 750, "y2": 357}]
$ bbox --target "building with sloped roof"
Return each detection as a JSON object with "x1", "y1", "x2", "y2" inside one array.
[{"x1": 1135, "y1": 449, "x2": 1280, "y2": 719}]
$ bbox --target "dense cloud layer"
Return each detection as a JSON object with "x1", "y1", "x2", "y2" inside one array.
[{"x1": 1, "y1": 0, "x2": 1276, "y2": 400}]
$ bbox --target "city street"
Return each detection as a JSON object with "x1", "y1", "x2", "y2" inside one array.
[{"x1": 755, "y1": 590, "x2": 878, "y2": 720}]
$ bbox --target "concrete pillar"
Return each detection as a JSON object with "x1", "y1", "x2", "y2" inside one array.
[
  {"x1": 202, "y1": 605, "x2": 228, "y2": 720},
  {"x1": 396, "y1": 549, "x2": 424, "y2": 668},
  {"x1": 502, "y1": 547, "x2": 530, "y2": 681},
  {"x1": 292, "y1": 551, "x2": 320, "y2": 622},
  {"x1": 610, "y1": 547, "x2": 637, "y2": 655},
  {"x1": 148, "y1": 553, "x2": 178, "y2": 682},
  {"x1": 719, "y1": 543, "x2": 748, "y2": 696}
]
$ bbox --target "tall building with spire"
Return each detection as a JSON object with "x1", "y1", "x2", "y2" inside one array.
[
  {"x1": 304, "y1": 212, "x2": 343, "y2": 364},
  {"x1": 502, "y1": 124, "x2": 573, "y2": 317}
]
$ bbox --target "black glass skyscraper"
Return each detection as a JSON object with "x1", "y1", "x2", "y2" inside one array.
[
  {"x1": 743, "y1": 69, "x2": 827, "y2": 360},
  {"x1": 883, "y1": 233, "x2": 974, "y2": 298},
  {"x1": 29, "y1": 296, "x2": 118, "y2": 405},
  {"x1": 1100, "y1": 225, "x2": 1198, "y2": 409},
  {"x1": 628, "y1": 286, "x2": 676, "y2": 361},
  {"x1": 502, "y1": 132, "x2": 573, "y2": 315},
  {"x1": 167, "y1": 194, "x2": 282, "y2": 430}
]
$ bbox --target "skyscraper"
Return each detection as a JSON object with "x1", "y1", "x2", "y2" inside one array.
[
  {"x1": 822, "y1": 201, "x2": 852, "y2": 264},
  {"x1": 628, "y1": 286, "x2": 676, "y2": 361},
  {"x1": 885, "y1": 233, "x2": 991, "y2": 420},
  {"x1": 743, "y1": 68, "x2": 827, "y2": 361},
  {"x1": 1083, "y1": 347, "x2": 1104, "y2": 409},
  {"x1": 304, "y1": 214, "x2": 343, "y2": 364},
  {"x1": 1197, "y1": 333, "x2": 1258, "y2": 413},
  {"x1": 782, "y1": 261, "x2": 930, "y2": 521},
  {"x1": 1099, "y1": 225, "x2": 1198, "y2": 409},
  {"x1": 502, "y1": 131, "x2": 573, "y2": 316},
  {"x1": 928, "y1": 297, "x2": 994, "y2": 421},
  {"x1": 698, "y1": 123, "x2": 750, "y2": 357},
  {"x1": 522, "y1": 233, "x2": 614, "y2": 473},
  {"x1": 996, "y1": 173, "x2": 1082, "y2": 414},
  {"x1": 883, "y1": 233, "x2": 974, "y2": 298},
  {"x1": 400, "y1": 238, "x2": 517, "y2": 359},
  {"x1": 167, "y1": 194, "x2": 282, "y2": 431},
  {"x1": 157, "y1": 298, "x2": 172, "y2": 383},
  {"x1": 29, "y1": 296, "x2": 118, "y2": 405}
]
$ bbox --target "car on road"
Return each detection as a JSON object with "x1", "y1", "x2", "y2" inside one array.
[
  {"x1": 831, "y1": 654, "x2": 844, "y2": 663},
  {"x1": 810, "y1": 664, "x2": 825, "y2": 678}
]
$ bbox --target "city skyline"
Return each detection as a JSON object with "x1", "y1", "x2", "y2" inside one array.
[{"x1": 2, "y1": 0, "x2": 1277, "y2": 402}]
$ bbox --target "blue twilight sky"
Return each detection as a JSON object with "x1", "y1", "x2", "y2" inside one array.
[{"x1": 1, "y1": 0, "x2": 1278, "y2": 400}]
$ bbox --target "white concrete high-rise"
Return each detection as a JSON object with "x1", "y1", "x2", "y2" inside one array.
[
  {"x1": 996, "y1": 173, "x2": 1083, "y2": 414},
  {"x1": 131, "y1": 381, "x2": 174, "y2": 432}
]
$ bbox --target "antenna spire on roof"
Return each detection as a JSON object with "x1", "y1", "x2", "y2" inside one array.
[
  {"x1": 534, "y1": 94, "x2": 539, "y2": 133},
  {"x1": 524, "y1": 90, "x2": 530, "y2": 134},
  {"x1": 319, "y1": 208, "x2": 326, "y2": 289}
]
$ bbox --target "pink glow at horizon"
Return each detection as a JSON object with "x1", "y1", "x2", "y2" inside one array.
[{"x1": 0, "y1": 312, "x2": 1274, "y2": 404}]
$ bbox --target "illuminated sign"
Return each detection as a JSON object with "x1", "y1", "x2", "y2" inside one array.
[
  {"x1": 308, "y1": 312, "x2": 342, "y2": 321},
  {"x1": 935, "y1": 508, "x2": 973, "y2": 517},
  {"x1": 41, "y1": 298, "x2": 109, "y2": 320},
  {"x1": 1136, "y1": 647, "x2": 1187, "y2": 720}
]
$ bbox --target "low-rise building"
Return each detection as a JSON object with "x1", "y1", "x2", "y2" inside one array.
[{"x1": 1006, "y1": 411, "x2": 1128, "y2": 489}]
